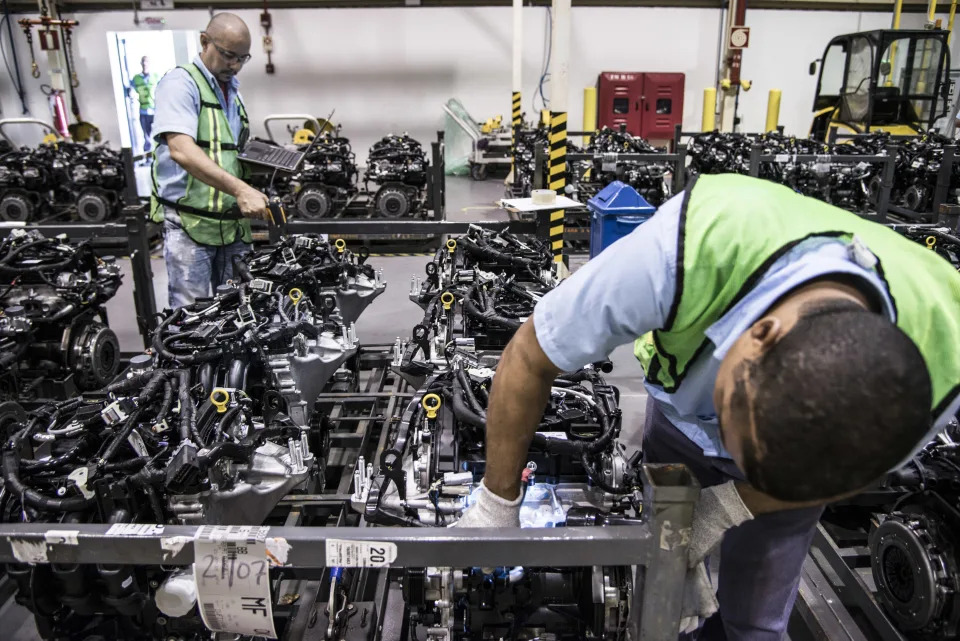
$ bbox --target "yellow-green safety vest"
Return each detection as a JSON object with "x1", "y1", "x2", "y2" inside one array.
[
  {"x1": 150, "y1": 63, "x2": 252, "y2": 246},
  {"x1": 634, "y1": 173, "x2": 960, "y2": 421}
]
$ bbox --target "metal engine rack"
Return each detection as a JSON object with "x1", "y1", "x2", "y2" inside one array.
[{"x1": 0, "y1": 343, "x2": 700, "y2": 641}]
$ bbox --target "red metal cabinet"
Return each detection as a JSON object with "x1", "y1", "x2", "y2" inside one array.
[
  {"x1": 597, "y1": 72, "x2": 643, "y2": 134},
  {"x1": 597, "y1": 72, "x2": 685, "y2": 145}
]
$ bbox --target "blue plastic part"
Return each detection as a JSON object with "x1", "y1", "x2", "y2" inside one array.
[
  {"x1": 330, "y1": 567, "x2": 343, "y2": 579},
  {"x1": 586, "y1": 181, "x2": 656, "y2": 259}
]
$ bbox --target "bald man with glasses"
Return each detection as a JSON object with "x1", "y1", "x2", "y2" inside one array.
[{"x1": 150, "y1": 13, "x2": 269, "y2": 309}]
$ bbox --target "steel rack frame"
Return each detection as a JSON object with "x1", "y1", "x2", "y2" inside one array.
[{"x1": 0, "y1": 466, "x2": 698, "y2": 641}]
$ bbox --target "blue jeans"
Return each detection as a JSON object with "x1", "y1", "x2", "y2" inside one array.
[
  {"x1": 163, "y1": 217, "x2": 250, "y2": 309},
  {"x1": 643, "y1": 397, "x2": 823, "y2": 641},
  {"x1": 139, "y1": 113, "x2": 154, "y2": 152}
]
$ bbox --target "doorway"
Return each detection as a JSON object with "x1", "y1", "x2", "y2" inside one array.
[
  {"x1": 107, "y1": 30, "x2": 200, "y2": 151},
  {"x1": 106, "y1": 29, "x2": 199, "y2": 195}
]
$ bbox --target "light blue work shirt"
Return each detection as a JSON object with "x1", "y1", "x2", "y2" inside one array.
[
  {"x1": 533, "y1": 193, "x2": 897, "y2": 460},
  {"x1": 151, "y1": 56, "x2": 245, "y2": 206}
]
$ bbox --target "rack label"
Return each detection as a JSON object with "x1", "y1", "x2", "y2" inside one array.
[
  {"x1": 326, "y1": 539, "x2": 397, "y2": 567},
  {"x1": 105, "y1": 523, "x2": 164, "y2": 537},
  {"x1": 194, "y1": 526, "x2": 277, "y2": 639}
]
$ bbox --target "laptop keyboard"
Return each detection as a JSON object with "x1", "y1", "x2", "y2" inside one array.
[{"x1": 261, "y1": 147, "x2": 300, "y2": 167}]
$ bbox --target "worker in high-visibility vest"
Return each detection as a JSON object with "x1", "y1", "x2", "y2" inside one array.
[
  {"x1": 455, "y1": 174, "x2": 960, "y2": 639},
  {"x1": 128, "y1": 56, "x2": 160, "y2": 153},
  {"x1": 150, "y1": 13, "x2": 269, "y2": 309}
]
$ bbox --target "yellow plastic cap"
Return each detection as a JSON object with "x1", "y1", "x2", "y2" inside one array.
[
  {"x1": 422, "y1": 393, "x2": 442, "y2": 419},
  {"x1": 440, "y1": 291, "x2": 455, "y2": 310},
  {"x1": 210, "y1": 388, "x2": 230, "y2": 414}
]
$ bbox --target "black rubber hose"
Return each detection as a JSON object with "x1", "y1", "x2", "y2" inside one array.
[
  {"x1": 156, "y1": 380, "x2": 174, "y2": 424},
  {"x1": 199, "y1": 440, "x2": 249, "y2": 467},
  {"x1": 214, "y1": 406, "x2": 242, "y2": 443},
  {"x1": 231, "y1": 254, "x2": 254, "y2": 282},
  {"x1": 2, "y1": 449, "x2": 93, "y2": 512},
  {"x1": 99, "y1": 408, "x2": 144, "y2": 463},
  {"x1": 461, "y1": 284, "x2": 522, "y2": 330},
  {"x1": 175, "y1": 370, "x2": 200, "y2": 443},
  {"x1": 455, "y1": 368, "x2": 486, "y2": 419},
  {"x1": 450, "y1": 388, "x2": 486, "y2": 429},
  {"x1": 19, "y1": 434, "x2": 93, "y2": 473}
]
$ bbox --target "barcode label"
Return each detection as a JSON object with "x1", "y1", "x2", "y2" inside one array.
[
  {"x1": 194, "y1": 526, "x2": 277, "y2": 638},
  {"x1": 202, "y1": 602, "x2": 223, "y2": 628},
  {"x1": 325, "y1": 539, "x2": 397, "y2": 568},
  {"x1": 105, "y1": 523, "x2": 164, "y2": 537}
]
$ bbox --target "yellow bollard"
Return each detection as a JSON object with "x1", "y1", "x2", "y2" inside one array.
[
  {"x1": 582, "y1": 87, "x2": 597, "y2": 145},
  {"x1": 702, "y1": 88, "x2": 717, "y2": 132},
  {"x1": 765, "y1": 89, "x2": 782, "y2": 132}
]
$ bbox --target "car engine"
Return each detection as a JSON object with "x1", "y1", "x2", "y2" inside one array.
[
  {"x1": 231, "y1": 233, "x2": 385, "y2": 325},
  {"x1": 0, "y1": 144, "x2": 58, "y2": 222},
  {"x1": 0, "y1": 229, "x2": 122, "y2": 403},
  {"x1": 0, "y1": 142, "x2": 126, "y2": 223},
  {"x1": 341, "y1": 227, "x2": 639, "y2": 641},
  {"x1": 152, "y1": 245, "x2": 370, "y2": 428},
  {"x1": 0, "y1": 363, "x2": 320, "y2": 640},
  {"x1": 579, "y1": 127, "x2": 671, "y2": 206},
  {"x1": 0, "y1": 229, "x2": 655, "y2": 641},
  {"x1": 0, "y1": 235, "x2": 389, "y2": 641},
  {"x1": 261, "y1": 130, "x2": 359, "y2": 220},
  {"x1": 58, "y1": 143, "x2": 127, "y2": 223},
  {"x1": 364, "y1": 133, "x2": 429, "y2": 218},
  {"x1": 867, "y1": 429, "x2": 960, "y2": 640},
  {"x1": 686, "y1": 131, "x2": 884, "y2": 214}
]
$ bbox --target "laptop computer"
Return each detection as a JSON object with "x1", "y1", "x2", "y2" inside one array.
[
  {"x1": 237, "y1": 136, "x2": 312, "y2": 172},
  {"x1": 237, "y1": 110, "x2": 334, "y2": 173}
]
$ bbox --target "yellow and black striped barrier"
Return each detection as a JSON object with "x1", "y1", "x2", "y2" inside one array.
[
  {"x1": 511, "y1": 91, "x2": 522, "y2": 167},
  {"x1": 548, "y1": 110, "x2": 567, "y2": 264}
]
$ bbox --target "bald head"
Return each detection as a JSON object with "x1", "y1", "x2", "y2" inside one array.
[
  {"x1": 205, "y1": 13, "x2": 250, "y2": 43},
  {"x1": 200, "y1": 13, "x2": 251, "y2": 82}
]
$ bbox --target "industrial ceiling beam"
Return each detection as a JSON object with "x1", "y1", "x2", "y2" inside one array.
[{"x1": 0, "y1": 0, "x2": 943, "y2": 12}]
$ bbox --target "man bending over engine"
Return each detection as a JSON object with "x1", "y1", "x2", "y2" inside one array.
[{"x1": 456, "y1": 173, "x2": 960, "y2": 640}]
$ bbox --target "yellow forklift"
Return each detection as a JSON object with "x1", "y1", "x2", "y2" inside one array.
[{"x1": 809, "y1": 29, "x2": 952, "y2": 141}]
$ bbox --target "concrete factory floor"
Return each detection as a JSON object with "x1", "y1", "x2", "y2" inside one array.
[{"x1": 1, "y1": 176, "x2": 648, "y2": 640}]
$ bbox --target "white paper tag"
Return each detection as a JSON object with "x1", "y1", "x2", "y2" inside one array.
[
  {"x1": 10, "y1": 539, "x2": 48, "y2": 564},
  {"x1": 44, "y1": 530, "x2": 79, "y2": 546},
  {"x1": 105, "y1": 523, "x2": 165, "y2": 537},
  {"x1": 325, "y1": 539, "x2": 397, "y2": 568},
  {"x1": 539, "y1": 431, "x2": 568, "y2": 440},
  {"x1": 194, "y1": 526, "x2": 277, "y2": 639}
]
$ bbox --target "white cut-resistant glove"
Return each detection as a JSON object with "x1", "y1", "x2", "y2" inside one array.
[
  {"x1": 679, "y1": 481, "x2": 754, "y2": 633},
  {"x1": 450, "y1": 479, "x2": 523, "y2": 528},
  {"x1": 679, "y1": 562, "x2": 717, "y2": 635}
]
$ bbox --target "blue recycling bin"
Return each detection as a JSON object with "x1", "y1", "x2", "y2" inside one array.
[{"x1": 587, "y1": 181, "x2": 656, "y2": 259}]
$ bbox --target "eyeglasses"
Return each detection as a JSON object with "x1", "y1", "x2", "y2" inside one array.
[{"x1": 202, "y1": 33, "x2": 252, "y2": 64}]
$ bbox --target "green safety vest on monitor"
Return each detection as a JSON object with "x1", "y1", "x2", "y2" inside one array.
[
  {"x1": 150, "y1": 63, "x2": 252, "y2": 246},
  {"x1": 131, "y1": 73, "x2": 159, "y2": 110},
  {"x1": 634, "y1": 173, "x2": 960, "y2": 420}
]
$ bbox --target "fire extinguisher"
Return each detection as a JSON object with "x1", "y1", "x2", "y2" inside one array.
[{"x1": 49, "y1": 89, "x2": 69, "y2": 138}]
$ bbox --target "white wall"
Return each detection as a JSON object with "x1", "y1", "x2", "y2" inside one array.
[{"x1": 0, "y1": 5, "x2": 950, "y2": 155}]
